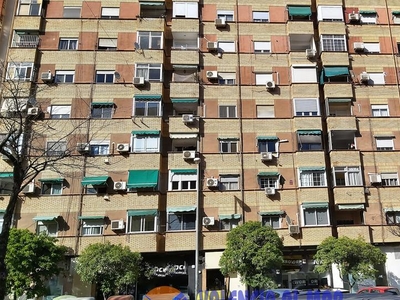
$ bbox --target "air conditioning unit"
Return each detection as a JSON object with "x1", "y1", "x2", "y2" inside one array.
[
  {"x1": 206, "y1": 71, "x2": 218, "y2": 79},
  {"x1": 354, "y1": 42, "x2": 365, "y2": 51},
  {"x1": 369, "y1": 173, "x2": 382, "y2": 184},
  {"x1": 261, "y1": 152, "x2": 273, "y2": 161},
  {"x1": 76, "y1": 143, "x2": 90, "y2": 153},
  {"x1": 111, "y1": 220, "x2": 125, "y2": 230},
  {"x1": 215, "y1": 18, "x2": 226, "y2": 27},
  {"x1": 289, "y1": 225, "x2": 300, "y2": 235},
  {"x1": 133, "y1": 77, "x2": 145, "y2": 86},
  {"x1": 305, "y1": 49, "x2": 316, "y2": 58},
  {"x1": 265, "y1": 187, "x2": 276, "y2": 195},
  {"x1": 360, "y1": 72, "x2": 370, "y2": 82},
  {"x1": 182, "y1": 114, "x2": 194, "y2": 123},
  {"x1": 266, "y1": 80, "x2": 276, "y2": 89},
  {"x1": 27, "y1": 107, "x2": 39, "y2": 116},
  {"x1": 41, "y1": 71, "x2": 53, "y2": 82},
  {"x1": 207, "y1": 42, "x2": 218, "y2": 51},
  {"x1": 202, "y1": 217, "x2": 215, "y2": 226},
  {"x1": 22, "y1": 181, "x2": 35, "y2": 194},
  {"x1": 348, "y1": 13, "x2": 360, "y2": 21},
  {"x1": 206, "y1": 178, "x2": 219, "y2": 187},
  {"x1": 183, "y1": 150, "x2": 196, "y2": 159},
  {"x1": 113, "y1": 181, "x2": 127, "y2": 190},
  {"x1": 116, "y1": 143, "x2": 130, "y2": 152}
]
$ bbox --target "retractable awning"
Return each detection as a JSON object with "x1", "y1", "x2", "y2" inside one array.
[
  {"x1": 81, "y1": 176, "x2": 109, "y2": 186},
  {"x1": 324, "y1": 67, "x2": 349, "y2": 77},
  {"x1": 258, "y1": 172, "x2": 280, "y2": 176},
  {"x1": 91, "y1": 102, "x2": 114, "y2": 106},
  {"x1": 218, "y1": 137, "x2": 239, "y2": 140},
  {"x1": 338, "y1": 204, "x2": 364, "y2": 210},
  {"x1": 33, "y1": 216, "x2": 59, "y2": 221},
  {"x1": 288, "y1": 6, "x2": 312, "y2": 17},
  {"x1": 131, "y1": 130, "x2": 160, "y2": 135},
  {"x1": 328, "y1": 98, "x2": 352, "y2": 103},
  {"x1": 78, "y1": 216, "x2": 105, "y2": 220},
  {"x1": 257, "y1": 136, "x2": 278, "y2": 141},
  {"x1": 259, "y1": 211, "x2": 285, "y2": 216},
  {"x1": 167, "y1": 206, "x2": 196, "y2": 213},
  {"x1": 139, "y1": 2, "x2": 164, "y2": 6},
  {"x1": 219, "y1": 214, "x2": 241, "y2": 220},
  {"x1": 171, "y1": 169, "x2": 197, "y2": 174},
  {"x1": 359, "y1": 10, "x2": 376, "y2": 14},
  {"x1": 170, "y1": 133, "x2": 198, "y2": 139},
  {"x1": 39, "y1": 178, "x2": 64, "y2": 183},
  {"x1": 127, "y1": 170, "x2": 159, "y2": 188},
  {"x1": 171, "y1": 98, "x2": 198, "y2": 103},
  {"x1": 134, "y1": 95, "x2": 162, "y2": 101},
  {"x1": 127, "y1": 209, "x2": 157, "y2": 216},
  {"x1": 0, "y1": 172, "x2": 13, "y2": 178},
  {"x1": 302, "y1": 202, "x2": 328, "y2": 208},
  {"x1": 384, "y1": 207, "x2": 400, "y2": 212},
  {"x1": 299, "y1": 167, "x2": 325, "y2": 171},
  {"x1": 297, "y1": 130, "x2": 321, "y2": 135}
]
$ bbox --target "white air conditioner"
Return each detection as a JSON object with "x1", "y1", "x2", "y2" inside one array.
[
  {"x1": 215, "y1": 18, "x2": 226, "y2": 27},
  {"x1": 360, "y1": 72, "x2": 370, "y2": 82},
  {"x1": 22, "y1": 181, "x2": 35, "y2": 194},
  {"x1": 206, "y1": 71, "x2": 218, "y2": 79},
  {"x1": 207, "y1": 42, "x2": 218, "y2": 51},
  {"x1": 348, "y1": 13, "x2": 360, "y2": 21},
  {"x1": 206, "y1": 178, "x2": 219, "y2": 187},
  {"x1": 261, "y1": 152, "x2": 273, "y2": 161},
  {"x1": 265, "y1": 187, "x2": 276, "y2": 195},
  {"x1": 76, "y1": 143, "x2": 90, "y2": 153},
  {"x1": 354, "y1": 42, "x2": 365, "y2": 51},
  {"x1": 27, "y1": 107, "x2": 39, "y2": 116},
  {"x1": 133, "y1": 77, "x2": 145, "y2": 86},
  {"x1": 266, "y1": 80, "x2": 276, "y2": 89},
  {"x1": 183, "y1": 150, "x2": 196, "y2": 159},
  {"x1": 202, "y1": 217, "x2": 215, "y2": 226},
  {"x1": 289, "y1": 225, "x2": 300, "y2": 235},
  {"x1": 369, "y1": 173, "x2": 382, "y2": 184},
  {"x1": 305, "y1": 49, "x2": 316, "y2": 58},
  {"x1": 116, "y1": 143, "x2": 130, "y2": 152},
  {"x1": 111, "y1": 220, "x2": 125, "y2": 230},
  {"x1": 41, "y1": 71, "x2": 53, "y2": 82},
  {"x1": 182, "y1": 114, "x2": 194, "y2": 123},
  {"x1": 113, "y1": 181, "x2": 127, "y2": 190}
]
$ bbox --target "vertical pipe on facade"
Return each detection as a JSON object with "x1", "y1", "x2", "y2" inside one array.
[{"x1": 194, "y1": 157, "x2": 200, "y2": 299}]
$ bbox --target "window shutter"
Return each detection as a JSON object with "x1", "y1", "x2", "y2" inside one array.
[
  {"x1": 376, "y1": 138, "x2": 393, "y2": 148},
  {"x1": 186, "y1": 2, "x2": 198, "y2": 18},
  {"x1": 257, "y1": 106, "x2": 274, "y2": 118},
  {"x1": 173, "y1": 2, "x2": 186, "y2": 17},
  {"x1": 255, "y1": 73, "x2": 273, "y2": 85},
  {"x1": 51, "y1": 105, "x2": 71, "y2": 115},
  {"x1": 253, "y1": 11, "x2": 269, "y2": 20},
  {"x1": 98, "y1": 38, "x2": 117, "y2": 47},
  {"x1": 364, "y1": 43, "x2": 380, "y2": 53},
  {"x1": 218, "y1": 73, "x2": 236, "y2": 80},
  {"x1": 295, "y1": 99, "x2": 318, "y2": 112},
  {"x1": 381, "y1": 173, "x2": 398, "y2": 180},
  {"x1": 292, "y1": 67, "x2": 317, "y2": 83},
  {"x1": 369, "y1": 73, "x2": 385, "y2": 85},
  {"x1": 101, "y1": 8, "x2": 119, "y2": 16},
  {"x1": 254, "y1": 42, "x2": 271, "y2": 51},
  {"x1": 218, "y1": 42, "x2": 235, "y2": 52}
]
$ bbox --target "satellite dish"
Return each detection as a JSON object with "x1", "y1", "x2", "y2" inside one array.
[
  {"x1": 114, "y1": 72, "x2": 121, "y2": 80},
  {"x1": 134, "y1": 42, "x2": 141, "y2": 49}
]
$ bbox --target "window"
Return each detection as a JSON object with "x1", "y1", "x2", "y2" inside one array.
[
  {"x1": 6, "y1": 62, "x2": 34, "y2": 81},
  {"x1": 220, "y1": 218, "x2": 240, "y2": 230},
  {"x1": 173, "y1": 2, "x2": 198, "y2": 18},
  {"x1": 46, "y1": 141, "x2": 67, "y2": 156},
  {"x1": 360, "y1": 12, "x2": 377, "y2": 24},
  {"x1": 291, "y1": 66, "x2": 317, "y2": 83},
  {"x1": 381, "y1": 173, "x2": 399, "y2": 186},
  {"x1": 37, "y1": 221, "x2": 58, "y2": 236},
  {"x1": 135, "y1": 63, "x2": 163, "y2": 81},
  {"x1": 257, "y1": 105, "x2": 274, "y2": 118},
  {"x1": 95, "y1": 71, "x2": 114, "y2": 83},
  {"x1": 219, "y1": 105, "x2": 236, "y2": 118},
  {"x1": 372, "y1": 105, "x2": 389, "y2": 117},
  {"x1": 137, "y1": 32, "x2": 162, "y2": 49},
  {"x1": 168, "y1": 212, "x2": 196, "y2": 230},
  {"x1": 133, "y1": 99, "x2": 161, "y2": 116},
  {"x1": 258, "y1": 139, "x2": 277, "y2": 152},
  {"x1": 368, "y1": 73, "x2": 386, "y2": 85},
  {"x1": 218, "y1": 41, "x2": 235, "y2": 53},
  {"x1": 219, "y1": 139, "x2": 238, "y2": 153},
  {"x1": 218, "y1": 73, "x2": 236, "y2": 85},
  {"x1": 49, "y1": 105, "x2": 71, "y2": 119},
  {"x1": 376, "y1": 137, "x2": 394, "y2": 151},
  {"x1": 393, "y1": 13, "x2": 400, "y2": 24},
  {"x1": 55, "y1": 71, "x2": 74, "y2": 83},
  {"x1": 317, "y1": 6, "x2": 343, "y2": 21},
  {"x1": 255, "y1": 73, "x2": 273, "y2": 85},
  {"x1": 333, "y1": 166, "x2": 362, "y2": 186},
  {"x1": 364, "y1": 43, "x2": 380, "y2": 53},
  {"x1": 220, "y1": 176, "x2": 239, "y2": 191},
  {"x1": 18, "y1": 0, "x2": 41, "y2": 15},
  {"x1": 303, "y1": 206, "x2": 329, "y2": 226},
  {"x1": 387, "y1": 211, "x2": 400, "y2": 224},
  {"x1": 321, "y1": 35, "x2": 346, "y2": 52},
  {"x1": 132, "y1": 133, "x2": 160, "y2": 152},
  {"x1": 259, "y1": 176, "x2": 279, "y2": 188},
  {"x1": 41, "y1": 182, "x2": 62, "y2": 195},
  {"x1": 0, "y1": 178, "x2": 12, "y2": 195},
  {"x1": 253, "y1": 11, "x2": 269, "y2": 22},
  {"x1": 63, "y1": 7, "x2": 81, "y2": 18},
  {"x1": 217, "y1": 10, "x2": 234, "y2": 21},
  {"x1": 89, "y1": 141, "x2": 109, "y2": 156},
  {"x1": 299, "y1": 169, "x2": 326, "y2": 187},
  {"x1": 298, "y1": 131, "x2": 322, "y2": 151},
  {"x1": 12, "y1": 31, "x2": 39, "y2": 48},
  {"x1": 91, "y1": 104, "x2": 113, "y2": 118},
  {"x1": 98, "y1": 38, "x2": 117, "y2": 51},
  {"x1": 128, "y1": 215, "x2": 156, "y2": 233},
  {"x1": 59, "y1": 39, "x2": 78, "y2": 50},
  {"x1": 0, "y1": 213, "x2": 4, "y2": 232},
  {"x1": 293, "y1": 98, "x2": 319, "y2": 116},
  {"x1": 169, "y1": 171, "x2": 197, "y2": 191},
  {"x1": 254, "y1": 42, "x2": 271, "y2": 53},
  {"x1": 262, "y1": 215, "x2": 280, "y2": 229},
  {"x1": 81, "y1": 219, "x2": 104, "y2": 236},
  {"x1": 101, "y1": 7, "x2": 119, "y2": 19}
]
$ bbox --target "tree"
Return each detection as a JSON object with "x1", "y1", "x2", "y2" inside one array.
[
  {"x1": 5, "y1": 228, "x2": 68, "y2": 298},
  {"x1": 314, "y1": 236, "x2": 387, "y2": 290},
  {"x1": 76, "y1": 242, "x2": 142, "y2": 300},
  {"x1": 219, "y1": 221, "x2": 284, "y2": 289}
]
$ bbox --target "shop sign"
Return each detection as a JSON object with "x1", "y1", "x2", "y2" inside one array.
[
  {"x1": 291, "y1": 279, "x2": 306, "y2": 287},
  {"x1": 309, "y1": 278, "x2": 319, "y2": 286},
  {"x1": 153, "y1": 264, "x2": 186, "y2": 277},
  {"x1": 283, "y1": 259, "x2": 303, "y2": 266}
]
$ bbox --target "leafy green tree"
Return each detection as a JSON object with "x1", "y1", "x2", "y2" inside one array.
[
  {"x1": 6, "y1": 228, "x2": 68, "y2": 298},
  {"x1": 314, "y1": 236, "x2": 387, "y2": 290},
  {"x1": 76, "y1": 242, "x2": 142, "y2": 300},
  {"x1": 219, "y1": 221, "x2": 284, "y2": 289}
]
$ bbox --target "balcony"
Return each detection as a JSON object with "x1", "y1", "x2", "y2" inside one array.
[
  {"x1": 165, "y1": 231, "x2": 196, "y2": 251},
  {"x1": 171, "y1": 49, "x2": 199, "y2": 65},
  {"x1": 13, "y1": 16, "x2": 42, "y2": 30},
  {"x1": 202, "y1": 231, "x2": 228, "y2": 250},
  {"x1": 170, "y1": 82, "x2": 199, "y2": 98},
  {"x1": 320, "y1": 52, "x2": 349, "y2": 66},
  {"x1": 327, "y1": 99, "x2": 352, "y2": 117},
  {"x1": 327, "y1": 116, "x2": 357, "y2": 131},
  {"x1": 333, "y1": 187, "x2": 366, "y2": 205},
  {"x1": 287, "y1": 23, "x2": 314, "y2": 35},
  {"x1": 337, "y1": 226, "x2": 370, "y2": 241},
  {"x1": 11, "y1": 32, "x2": 39, "y2": 48},
  {"x1": 324, "y1": 83, "x2": 353, "y2": 98},
  {"x1": 371, "y1": 225, "x2": 400, "y2": 243},
  {"x1": 330, "y1": 150, "x2": 361, "y2": 167},
  {"x1": 330, "y1": 130, "x2": 356, "y2": 151},
  {"x1": 171, "y1": 18, "x2": 199, "y2": 32}
]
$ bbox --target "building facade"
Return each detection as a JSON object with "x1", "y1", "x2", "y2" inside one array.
[{"x1": 2, "y1": 0, "x2": 400, "y2": 298}]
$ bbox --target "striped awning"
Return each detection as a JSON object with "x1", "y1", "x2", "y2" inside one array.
[
  {"x1": 259, "y1": 211, "x2": 285, "y2": 216},
  {"x1": 302, "y1": 202, "x2": 328, "y2": 209}
]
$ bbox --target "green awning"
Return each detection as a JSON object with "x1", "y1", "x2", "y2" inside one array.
[
  {"x1": 328, "y1": 98, "x2": 352, "y2": 103},
  {"x1": 257, "y1": 136, "x2": 278, "y2": 141},
  {"x1": 0, "y1": 172, "x2": 13, "y2": 178},
  {"x1": 338, "y1": 204, "x2": 364, "y2": 210},
  {"x1": 134, "y1": 94, "x2": 162, "y2": 101},
  {"x1": 167, "y1": 206, "x2": 196, "y2": 213},
  {"x1": 131, "y1": 130, "x2": 160, "y2": 135},
  {"x1": 392, "y1": 11, "x2": 400, "y2": 15},
  {"x1": 78, "y1": 216, "x2": 105, "y2": 220},
  {"x1": 81, "y1": 176, "x2": 109, "y2": 186},
  {"x1": 172, "y1": 65, "x2": 198, "y2": 69},
  {"x1": 302, "y1": 202, "x2": 329, "y2": 209},
  {"x1": 33, "y1": 216, "x2": 58, "y2": 221},
  {"x1": 139, "y1": 2, "x2": 164, "y2": 6},
  {"x1": 91, "y1": 102, "x2": 114, "y2": 106},
  {"x1": 219, "y1": 214, "x2": 241, "y2": 220},
  {"x1": 39, "y1": 178, "x2": 64, "y2": 183},
  {"x1": 324, "y1": 67, "x2": 349, "y2": 77},
  {"x1": 384, "y1": 207, "x2": 400, "y2": 212},
  {"x1": 127, "y1": 209, "x2": 157, "y2": 216},
  {"x1": 127, "y1": 170, "x2": 159, "y2": 188},
  {"x1": 218, "y1": 137, "x2": 239, "y2": 140},
  {"x1": 0, "y1": 209, "x2": 5, "y2": 213},
  {"x1": 258, "y1": 172, "x2": 280, "y2": 177},
  {"x1": 299, "y1": 167, "x2": 325, "y2": 171},
  {"x1": 171, "y1": 169, "x2": 197, "y2": 174},
  {"x1": 259, "y1": 211, "x2": 285, "y2": 216},
  {"x1": 297, "y1": 130, "x2": 321, "y2": 135},
  {"x1": 171, "y1": 98, "x2": 198, "y2": 103},
  {"x1": 359, "y1": 10, "x2": 376, "y2": 14},
  {"x1": 288, "y1": 6, "x2": 312, "y2": 17}
]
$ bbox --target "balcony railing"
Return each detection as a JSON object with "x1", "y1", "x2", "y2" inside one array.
[{"x1": 12, "y1": 35, "x2": 39, "y2": 48}]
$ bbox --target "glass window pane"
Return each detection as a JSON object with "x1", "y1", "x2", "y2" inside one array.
[
  {"x1": 168, "y1": 214, "x2": 181, "y2": 230},
  {"x1": 147, "y1": 102, "x2": 159, "y2": 116},
  {"x1": 148, "y1": 69, "x2": 161, "y2": 80},
  {"x1": 184, "y1": 214, "x2": 195, "y2": 230},
  {"x1": 304, "y1": 209, "x2": 316, "y2": 225},
  {"x1": 316, "y1": 209, "x2": 328, "y2": 225},
  {"x1": 130, "y1": 217, "x2": 141, "y2": 231},
  {"x1": 144, "y1": 216, "x2": 155, "y2": 231},
  {"x1": 135, "y1": 102, "x2": 146, "y2": 116}
]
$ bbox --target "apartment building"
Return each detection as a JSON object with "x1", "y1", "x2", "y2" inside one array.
[{"x1": 2, "y1": 0, "x2": 400, "y2": 297}]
